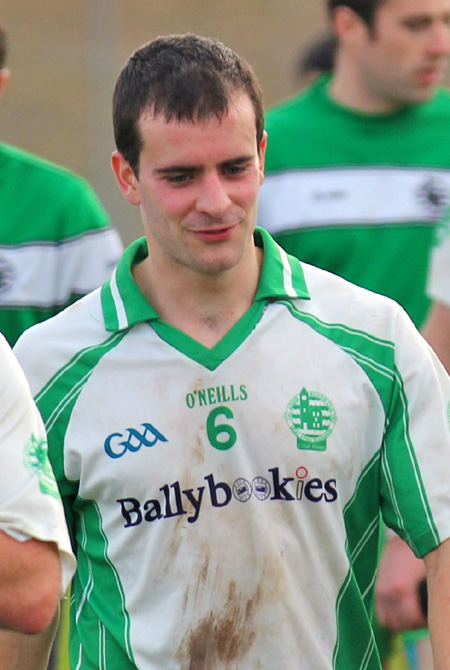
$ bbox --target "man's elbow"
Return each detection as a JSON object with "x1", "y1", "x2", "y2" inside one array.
[
  {"x1": 13, "y1": 584, "x2": 60, "y2": 635},
  {"x1": 0, "y1": 538, "x2": 62, "y2": 634}
]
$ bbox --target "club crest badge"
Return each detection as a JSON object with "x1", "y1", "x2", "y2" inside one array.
[
  {"x1": 285, "y1": 388, "x2": 337, "y2": 451},
  {"x1": 24, "y1": 434, "x2": 60, "y2": 500}
]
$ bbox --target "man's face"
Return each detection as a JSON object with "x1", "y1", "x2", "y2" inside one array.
[
  {"x1": 115, "y1": 93, "x2": 266, "y2": 280},
  {"x1": 354, "y1": 0, "x2": 450, "y2": 109}
]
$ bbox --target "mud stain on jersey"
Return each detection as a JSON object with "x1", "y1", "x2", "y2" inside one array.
[
  {"x1": 191, "y1": 434, "x2": 205, "y2": 466},
  {"x1": 177, "y1": 581, "x2": 260, "y2": 669}
]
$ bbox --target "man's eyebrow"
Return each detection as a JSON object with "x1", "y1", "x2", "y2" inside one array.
[
  {"x1": 220, "y1": 155, "x2": 254, "y2": 168},
  {"x1": 153, "y1": 155, "x2": 254, "y2": 176},
  {"x1": 154, "y1": 165, "x2": 199, "y2": 176}
]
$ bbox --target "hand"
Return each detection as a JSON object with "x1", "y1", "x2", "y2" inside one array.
[{"x1": 375, "y1": 534, "x2": 428, "y2": 631}]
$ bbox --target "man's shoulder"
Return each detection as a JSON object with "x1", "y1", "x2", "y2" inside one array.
[
  {"x1": 297, "y1": 260, "x2": 404, "y2": 339},
  {"x1": 427, "y1": 87, "x2": 450, "y2": 116},
  {"x1": 0, "y1": 142, "x2": 111, "y2": 237},
  {"x1": 14, "y1": 289, "x2": 106, "y2": 389},
  {"x1": 0, "y1": 142, "x2": 109, "y2": 217},
  {"x1": 0, "y1": 143, "x2": 88, "y2": 189},
  {"x1": 432, "y1": 86, "x2": 450, "y2": 104}
]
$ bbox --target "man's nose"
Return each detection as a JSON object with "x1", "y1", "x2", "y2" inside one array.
[
  {"x1": 428, "y1": 22, "x2": 450, "y2": 58},
  {"x1": 195, "y1": 173, "x2": 231, "y2": 217}
]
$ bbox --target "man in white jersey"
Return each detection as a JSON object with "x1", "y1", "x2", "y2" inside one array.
[
  {"x1": 12, "y1": 34, "x2": 450, "y2": 669},
  {"x1": 0, "y1": 333, "x2": 75, "y2": 661}
]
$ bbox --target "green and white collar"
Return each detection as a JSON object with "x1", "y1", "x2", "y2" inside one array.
[{"x1": 102, "y1": 226, "x2": 310, "y2": 333}]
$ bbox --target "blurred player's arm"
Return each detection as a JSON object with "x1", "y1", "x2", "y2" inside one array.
[
  {"x1": 424, "y1": 536, "x2": 450, "y2": 668},
  {"x1": 375, "y1": 533, "x2": 427, "y2": 632}
]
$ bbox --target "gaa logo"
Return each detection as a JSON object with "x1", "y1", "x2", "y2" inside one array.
[{"x1": 104, "y1": 422, "x2": 168, "y2": 459}]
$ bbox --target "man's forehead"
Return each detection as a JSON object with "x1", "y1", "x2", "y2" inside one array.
[{"x1": 379, "y1": 0, "x2": 450, "y2": 14}]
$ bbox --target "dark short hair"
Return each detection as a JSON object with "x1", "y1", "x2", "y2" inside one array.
[
  {"x1": 296, "y1": 33, "x2": 336, "y2": 79},
  {"x1": 327, "y1": 0, "x2": 386, "y2": 27},
  {"x1": 0, "y1": 25, "x2": 7, "y2": 69},
  {"x1": 113, "y1": 34, "x2": 264, "y2": 177}
]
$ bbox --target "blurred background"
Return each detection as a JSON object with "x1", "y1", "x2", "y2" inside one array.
[{"x1": 0, "y1": 0, "x2": 326, "y2": 245}]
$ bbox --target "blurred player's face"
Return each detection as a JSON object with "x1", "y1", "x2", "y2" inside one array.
[
  {"x1": 354, "y1": 0, "x2": 450, "y2": 110},
  {"x1": 113, "y1": 93, "x2": 266, "y2": 281}
]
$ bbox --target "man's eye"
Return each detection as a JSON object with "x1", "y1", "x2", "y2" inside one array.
[
  {"x1": 225, "y1": 165, "x2": 246, "y2": 176},
  {"x1": 167, "y1": 174, "x2": 191, "y2": 184},
  {"x1": 403, "y1": 18, "x2": 430, "y2": 31}
]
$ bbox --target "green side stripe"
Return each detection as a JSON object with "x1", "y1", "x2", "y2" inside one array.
[
  {"x1": 33, "y1": 331, "x2": 132, "y2": 668},
  {"x1": 380, "y1": 369, "x2": 439, "y2": 551},
  {"x1": 70, "y1": 500, "x2": 135, "y2": 668},
  {"x1": 333, "y1": 455, "x2": 382, "y2": 669}
]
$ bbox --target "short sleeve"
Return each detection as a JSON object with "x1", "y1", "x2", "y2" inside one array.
[
  {"x1": 380, "y1": 307, "x2": 450, "y2": 557},
  {"x1": 0, "y1": 334, "x2": 76, "y2": 593}
]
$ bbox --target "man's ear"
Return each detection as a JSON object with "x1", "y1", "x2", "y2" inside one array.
[
  {"x1": 258, "y1": 130, "x2": 268, "y2": 183},
  {"x1": 111, "y1": 151, "x2": 141, "y2": 206},
  {"x1": 0, "y1": 69, "x2": 10, "y2": 100},
  {"x1": 332, "y1": 5, "x2": 367, "y2": 45}
]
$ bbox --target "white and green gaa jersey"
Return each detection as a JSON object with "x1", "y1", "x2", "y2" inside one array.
[
  {"x1": 258, "y1": 76, "x2": 450, "y2": 328},
  {"x1": 14, "y1": 229, "x2": 450, "y2": 670},
  {"x1": 428, "y1": 209, "x2": 450, "y2": 307},
  {"x1": 0, "y1": 333, "x2": 75, "y2": 594}
]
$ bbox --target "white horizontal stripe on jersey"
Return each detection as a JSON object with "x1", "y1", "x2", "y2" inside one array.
[
  {"x1": 0, "y1": 228, "x2": 121, "y2": 307},
  {"x1": 258, "y1": 167, "x2": 450, "y2": 233}
]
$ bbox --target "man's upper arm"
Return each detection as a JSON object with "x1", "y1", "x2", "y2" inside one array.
[{"x1": 0, "y1": 532, "x2": 60, "y2": 634}]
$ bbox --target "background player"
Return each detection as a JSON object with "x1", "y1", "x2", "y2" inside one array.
[
  {"x1": 258, "y1": 0, "x2": 450, "y2": 330},
  {"x1": 0, "y1": 23, "x2": 122, "y2": 347}
]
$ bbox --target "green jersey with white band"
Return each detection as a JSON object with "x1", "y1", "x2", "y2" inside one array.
[
  {"x1": 258, "y1": 76, "x2": 450, "y2": 327},
  {"x1": 0, "y1": 143, "x2": 122, "y2": 346},
  {"x1": 14, "y1": 229, "x2": 450, "y2": 670}
]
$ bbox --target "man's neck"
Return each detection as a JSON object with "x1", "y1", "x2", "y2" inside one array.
[
  {"x1": 133, "y1": 246, "x2": 263, "y2": 348},
  {"x1": 329, "y1": 59, "x2": 402, "y2": 114}
]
